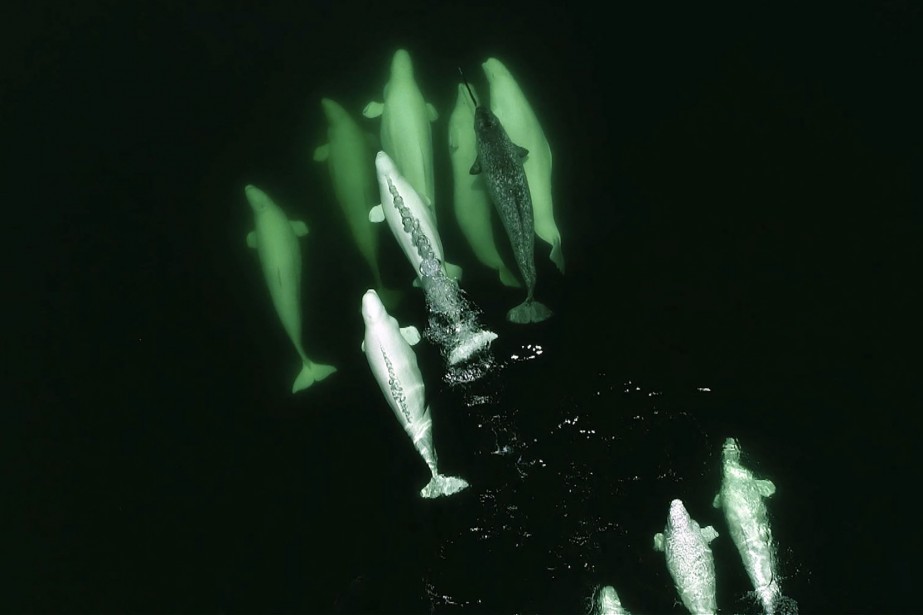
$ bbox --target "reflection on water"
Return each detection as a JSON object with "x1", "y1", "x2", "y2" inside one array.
[{"x1": 424, "y1": 366, "x2": 721, "y2": 613}]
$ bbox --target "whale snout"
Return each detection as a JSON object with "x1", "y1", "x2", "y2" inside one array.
[
  {"x1": 244, "y1": 184, "x2": 269, "y2": 212},
  {"x1": 667, "y1": 499, "x2": 690, "y2": 527},
  {"x1": 361, "y1": 289, "x2": 386, "y2": 322},
  {"x1": 375, "y1": 151, "x2": 397, "y2": 175}
]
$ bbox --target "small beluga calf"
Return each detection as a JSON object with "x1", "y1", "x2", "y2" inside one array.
[
  {"x1": 653, "y1": 499, "x2": 719, "y2": 615},
  {"x1": 245, "y1": 184, "x2": 337, "y2": 393},
  {"x1": 360, "y1": 289, "x2": 469, "y2": 498},
  {"x1": 713, "y1": 438, "x2": 798, "y2": 615},
  {"x1": 372, "y1": 151, "x2": 497, "y2": 371}
]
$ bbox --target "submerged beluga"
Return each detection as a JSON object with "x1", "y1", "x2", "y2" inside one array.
[
  {"x1": 360, "y1": 289, "x2": 469, "y2": 498},
  {"x1": 363, "y1": 48, "x2": 440, "y2": 221},
  {"x1": 245, "y1": 184, "x2": 337, "y2": 392},
  {"x1": 313, "y1": 97, "x2": 399, "y2": 308},
  {"x1": 713, "y1": 438, "x2": 798, "y2": 615},
  {"x1": 465, "y1": 76, "x2": 553, "y2": 324},
  {"x1": 482, "y1": 57, "x2": 564, "y2": 273}
]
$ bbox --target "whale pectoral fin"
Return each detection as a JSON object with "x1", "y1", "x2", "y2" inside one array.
[
  {"x1": 313, "y1": 144, "x2": 330, "y2": 162},
  {"x1": 412, "y1": 276, "x2": 422, "y2": 288},
  {"x1": 400, "y1": 326, "x2": 421, "y2": 345},
  {"x1": 469, "y1": 157, "x2": 482, "y2": 175},
  {"x1": 246, "y1": 231, "x2": 258, "y2": 249},
  {"x1": 712, "y1": 493, "x2": 722, "y2": 509},
  {"x1": 369, "y1": 205, "x2": 385, "y2": 223},
  {"x1": 516, "y1": 145, "x2": 529, "y2": 160},
  {"x1": 426, "y1": 102, "x2": 439, "y2": 122},
  {"x1": 700, "y1": 525, "x2": 719, "y2": 543},
  {"x1": 550, "y1": 240, "x2": 565, "y2": 274},
  {"x1": 757, "y1": 479, "x2": 776, "y2": 498},
  {"x1": 363, "y1": 101, "x2": 384, "y2": 118},
  {"x1": 653, "y1": 533, "x2": 665, "y2": 552},
  {"x1": 361, "y1": 340, "x2": 365, "y2": 352},
  {"x1": 444, "y1": 262, "x2": 463, "y2": 280},
  {"x1": 291, "y1": 220, "x2": 309, "y2": 237}
]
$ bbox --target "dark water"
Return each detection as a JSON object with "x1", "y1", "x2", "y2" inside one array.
[{"x1": 7, "y1": 2, "x2": 919, "y2": 613}]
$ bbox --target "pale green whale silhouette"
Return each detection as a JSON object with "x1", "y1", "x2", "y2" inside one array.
[
  {"x1": 245, "y1": 185, "x2": 337, "y2": 393},
  {"x1": 314, "y1": 97, "x2": 401, "y2": 309}
]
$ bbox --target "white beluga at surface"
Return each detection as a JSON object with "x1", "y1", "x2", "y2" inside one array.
[
  {"x1": 448, "y1": 80, "x2": 519, "y2": 289},
  {"x1": 360, "y1": 289, "x2": 469, "y2": 498},
  {"x1": 653, "y1": 499, "x2": 719, "y2": 615},
  {"x1": 245, "y1": 184, "x2": 337, "y2": 393},
  {"x1": 482, "y1": 56, "x2": 564, "y2": 273},
  {"x1": 713, "y1": 438, "x2": 798, "y2": 615},
  {"x1": 370, "y1": 150, "x2": 460, "y2": 285},
  {"x1": 372, "y1": 151, "x2": 496, "y2": 370},
  {"x1": 363, "y1": 48, "x2": 440, "y2": 221},
  {"x1": 314, "y1": 97, "x2": 399, "y2": 308}
]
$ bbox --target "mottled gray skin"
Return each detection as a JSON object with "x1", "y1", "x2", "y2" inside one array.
[{"x1": 471, "y1": 106, "x2": 551, "y2": 323}]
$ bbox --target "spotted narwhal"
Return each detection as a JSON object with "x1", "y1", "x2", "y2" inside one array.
[{"x1": 465, "y1": 77, "x2": 552, "y2": 324}]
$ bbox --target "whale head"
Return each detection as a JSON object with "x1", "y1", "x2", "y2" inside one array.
[
  {"x1": 473, "y1": 106, "x2": 501, "y2": 133},
  {"x1": 375, "y1": 150, "x2": 399, "y2": 178},
  {"x1": 244, "y1": 184, "x2": 272, "y2": 214},
  {"x1": 320, "y1": 97, "x2": 348, "y2": 124},
  {"x1": 722, "y1": 438, "x2": 742, "y2": 464},
  {"x1": 390, "y1": 48, "x2": 414, "y2": 79},
  {"x1": 361, "y1": 289, "x2": 387, "y2": 324},
  {"x1": 481, "y1": 57, "x2": 511, "y2": 86},
  {"x1": 666, "y1": 499, "x2": 691, "y2": 531}
]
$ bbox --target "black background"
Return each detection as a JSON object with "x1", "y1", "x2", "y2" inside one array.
[{"x1": 6, "y1": 1, "x2": 920, "y2": 613}]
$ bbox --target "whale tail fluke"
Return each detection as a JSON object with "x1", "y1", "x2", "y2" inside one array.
[
  {"x1": 772, "y1": 595, "x2": 799, "y2": 615},
  {"x1": 498, "y1": 265, "x2": 521, "y2": 288},
  {"x1": 507, "y1": 299, "x2": 553, "y2": 324},
  {"x1": 292, "y1": 360, "x2": 338, "y2": 393},
  {"x1": 549, "y1": 239, "x2": 565, "y2": 274},
  {"x1": 420, "y1": 473, "x2": 469, "y2": 499}
]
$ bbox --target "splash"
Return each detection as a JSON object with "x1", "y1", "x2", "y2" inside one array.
[{"x1": 385, "y1": 177, "x2": 498, "y2": 372}]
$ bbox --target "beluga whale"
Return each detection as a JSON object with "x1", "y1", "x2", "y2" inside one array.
[
  {"x1": 372, "y1": 151, "x2": 497, "y2": 370},
  {"x1": 482, "y1": 57, "x2": 564, "y2": 273},
  {"x1": 360, "y1": 289, "x2": 469, "y2": 498},
  {"x1": 313, "y1": 97, "x2": 400, "y2": 308},
  {"x1": 245, "y1": 184, "x2": 337, "y2": 393},
  {"x1": 363, "y1": 48, "x2": 440, "y2": 221},
  {"x1": 713, "y1": 438, "x2": 798, "y2": 615},
  {"x1": 465, "y1": 73, "x2": 553, "y2": 324},
  {"x1": 653, "y1": 499, "x2": 719, "y2": 615}
]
